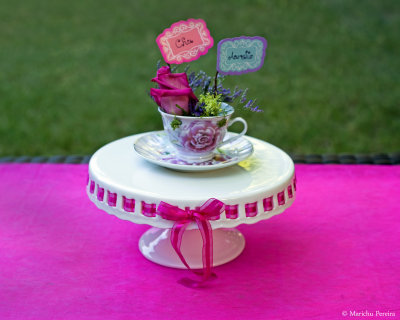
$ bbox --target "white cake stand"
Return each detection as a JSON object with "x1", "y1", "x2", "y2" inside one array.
[{"x1": 87, "y1": 132, "x2": 296, "y2": 269}]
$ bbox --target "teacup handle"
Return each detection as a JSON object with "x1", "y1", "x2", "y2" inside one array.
[{"x1": 219, "y1": 117, "x2": 248, "y2": 147}]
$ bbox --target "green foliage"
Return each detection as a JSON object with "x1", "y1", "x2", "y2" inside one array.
[
  {"x1": 170, "y1": 116, "x2": 182, "y2": 130},
  {"x1": 217, "y1": 118, "x2": 227, "y2": 128},
  {"x1": 198, "y1": 93, "x2": 223, "y2": 117}
]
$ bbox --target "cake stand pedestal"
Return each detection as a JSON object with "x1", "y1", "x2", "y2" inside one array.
[
  {"x1": 139, "y1": 228, "x2": 245, "y2": 269},
  {"x1": 87, "y1": 132, "x2": 296, "y2": 269}
]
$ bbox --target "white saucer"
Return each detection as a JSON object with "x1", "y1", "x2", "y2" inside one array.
[{"x1": 133, "y1": 131, "x2": 253, "y2": 172}]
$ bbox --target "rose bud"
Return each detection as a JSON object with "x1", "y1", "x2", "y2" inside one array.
[{"x1": 150, "y1": 66, "x2": 197, "y2": 115}]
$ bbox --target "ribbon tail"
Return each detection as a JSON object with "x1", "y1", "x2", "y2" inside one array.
[
  {"x1": 196, "y1": 216, "x2": 215, "y2": 281},
  {"x1": 170, "y1": 221, "x2": 203, "y2": 278},
  {"x1": 176, "y1": 217, "x2": 216, "y2": 288}
]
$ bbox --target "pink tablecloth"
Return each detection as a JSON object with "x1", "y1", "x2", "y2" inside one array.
[{"x1": 0, "y1": 164, "x2": 399, "y2": 320}]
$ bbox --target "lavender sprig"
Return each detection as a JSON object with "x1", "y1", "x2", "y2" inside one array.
[
  {"x1": 244, "y1": 99, "x2": 253, "y2": 109},
  {"x1": 183, "y1": 64, "x2": 190, "y2": 73},
  {"x1": 188, "y1": 71, "x2": 196, "y2": 84},
  {"x1": 240, "y1": 88, "x2": 248, "y2": 103},
  {"x1": 251, "y1": 105, "x2": 262, "y2": 112}
]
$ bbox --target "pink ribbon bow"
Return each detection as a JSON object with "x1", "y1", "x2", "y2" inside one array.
[{"x1": 157, "y1": 198, "x2": 225, "y2": 287}]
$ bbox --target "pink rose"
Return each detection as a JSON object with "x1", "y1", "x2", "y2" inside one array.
[
  {"x1": 181, "y1": 121, "x2": 222, "y2": 153},
  {"x1": 150, "y1": 66, "x2": 198, "y2": 115}
]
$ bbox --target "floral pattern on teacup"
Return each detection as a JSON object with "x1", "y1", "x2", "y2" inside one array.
[{"x1": 180, "y1": 120, "x2": 224, "y2": 153}]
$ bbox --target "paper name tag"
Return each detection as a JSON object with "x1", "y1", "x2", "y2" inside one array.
[
  {"x1": 156, "y1": 18, "x2": 214, "y2": 64},
  {"x1": 217, "y1": 36, "x2": 267, "y2": 75}
]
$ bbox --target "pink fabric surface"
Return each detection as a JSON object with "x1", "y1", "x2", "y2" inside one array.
[{"x1": 0, "y1": 164, "x2": 399, "y2": 320}]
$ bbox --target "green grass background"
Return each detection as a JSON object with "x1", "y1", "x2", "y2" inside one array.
[{"x1": 1, "y1": 0, "x2": 399, "y2": 156}]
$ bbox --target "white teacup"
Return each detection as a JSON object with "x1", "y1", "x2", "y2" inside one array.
[{"x1": 159, "y1": 103, "x2": 247, "y2": 163}]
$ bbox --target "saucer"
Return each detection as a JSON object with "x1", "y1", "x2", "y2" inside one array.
[{"x1": 133, "y1": 131, "x2": 254, "y2": 172}]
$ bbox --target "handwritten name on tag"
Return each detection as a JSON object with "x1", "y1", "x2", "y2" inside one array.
[
  {"x1": 217, "y1": 36, "x2": 267, "y2": 75},
  {"x1": 156, "y1": 18, "x2": 214, "y2": 64}
]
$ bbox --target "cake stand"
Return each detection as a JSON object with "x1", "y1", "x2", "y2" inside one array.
[{"x1": 87, "y1": 132, "x2": 296, "y2": 269}]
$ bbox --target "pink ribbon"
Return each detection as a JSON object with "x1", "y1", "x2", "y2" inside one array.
[{"x1": 157, "y1": 198, "x2": 225, "y2": 287}]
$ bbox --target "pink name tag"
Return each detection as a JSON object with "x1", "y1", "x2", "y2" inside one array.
[{"x1": 156, "y1": 18, "x2": 214, "y2": 64}]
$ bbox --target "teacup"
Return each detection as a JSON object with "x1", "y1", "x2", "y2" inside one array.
[{"x1": 159, "y1": 103, "x2": 247, "y2": 163}]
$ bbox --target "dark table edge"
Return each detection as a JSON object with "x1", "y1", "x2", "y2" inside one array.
[{"x1": 0, "y1": 154, "x2": 399, "y2": 165}]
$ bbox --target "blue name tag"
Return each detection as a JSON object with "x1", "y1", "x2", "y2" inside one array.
[{"x1": 217, "y1": 36, "x2": 267, "y2": 75}]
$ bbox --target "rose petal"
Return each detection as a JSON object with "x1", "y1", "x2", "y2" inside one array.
[
  {"x1": 159, "y1": 73, "x2": 189, "y2": 89},
  {"x1": 160, "y1": 95, "x2": 189, "y2": 115},
  {"x1": 150, "y1": 88, "x2": 194, "y2": 114},
  {"x1": 152, "y1": 66, "x2": 190, "y2": 90}
]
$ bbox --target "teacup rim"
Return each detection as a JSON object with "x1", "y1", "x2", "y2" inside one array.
[{"x1": 158, "y1": 102, "x2": 234, "y2": 119}]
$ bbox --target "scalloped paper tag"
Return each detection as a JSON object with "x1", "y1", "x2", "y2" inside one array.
[
  {"x1": 217, "y1": 36, "x2": 267, "y2": 75},
  {"x1": 156, "y1": 18, "x2": 214, "y2": 65}
]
